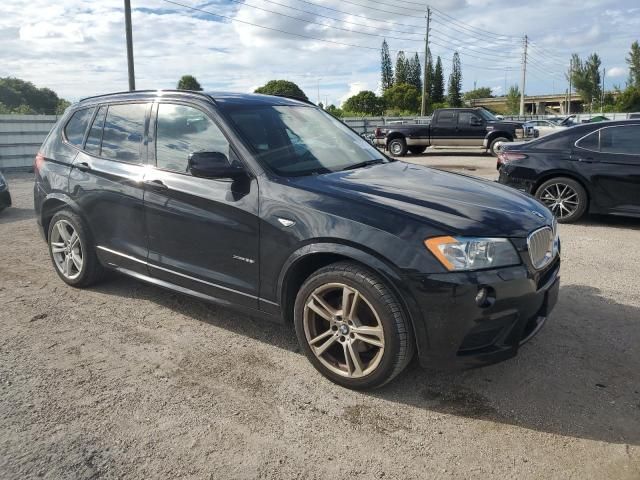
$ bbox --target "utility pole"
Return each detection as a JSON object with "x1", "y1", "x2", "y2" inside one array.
[
  {"x1": 420, "y1": 7, "x2": 431, "y2": 116},
  {"x1": 124, "y1": 0, "x2": 135, "y2": 91},
  {"x1": 601, "y1": 67, "x2": 605, "y2": 114},
  {"x1": 519, "y1": 34, "x2": 528, "y2": 116},
  {"x1": 567, "y1": 58, "x2": 572, "y2": 116}
]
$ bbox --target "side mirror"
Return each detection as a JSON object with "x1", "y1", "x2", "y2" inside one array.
[
  {"x1": 470, "y1": 118, "x2": 484, "y2": 127},
  {"x1": 188, "y1": 151, "x2": 244, "y2": 179}
]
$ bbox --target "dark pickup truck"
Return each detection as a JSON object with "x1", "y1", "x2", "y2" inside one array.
[{"x1": 374, "y1": 107, "x2": 536, "y2": 156}]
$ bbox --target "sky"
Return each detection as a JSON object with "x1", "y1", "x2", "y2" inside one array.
[{"x1": 1, "y1": 0, "x2": 639, "y2": 106}]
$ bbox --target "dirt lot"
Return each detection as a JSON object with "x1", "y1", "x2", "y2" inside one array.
[{"x1": 1, "y1": 153, "x2": 639, "y2": 479}]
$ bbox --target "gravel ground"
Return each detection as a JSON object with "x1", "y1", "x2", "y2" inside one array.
[{"x1": 1, "y1": 153, "x2": 639, "y2": 479}]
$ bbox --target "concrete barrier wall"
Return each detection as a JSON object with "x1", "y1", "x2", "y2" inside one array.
[{"x1": 0, "y1": 114, "x2": 59, "y2": 171}]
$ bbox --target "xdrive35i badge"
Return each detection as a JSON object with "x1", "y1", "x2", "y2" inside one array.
[
  {"x1": 531, "y1": 210, "x2": 545, "y2": 219},
  {"x1": 233, "y1": 255, "x2": 255, "y2": 264}
]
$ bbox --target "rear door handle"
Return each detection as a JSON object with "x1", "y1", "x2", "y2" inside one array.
[
  {"x1": 144, "y1": 179, "x2": 168, "y2": 190},
  {"x1": 75, "y1": 161, "x2": 90, "y2": 172}
]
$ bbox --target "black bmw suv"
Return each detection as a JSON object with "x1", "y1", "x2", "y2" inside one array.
[{"x1": 34, "y1": 90, "x2": 560, "y2": 389}]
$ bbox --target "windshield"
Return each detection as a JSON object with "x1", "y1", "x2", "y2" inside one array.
[
  {"x1": 223, "y1": 105, "x2": 387, "y2": 176},
  {"x1": 477, "y1": 109, "x2": 499, "y2": 121}
]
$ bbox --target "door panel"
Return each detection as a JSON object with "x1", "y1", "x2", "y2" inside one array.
[
  {"x1": 144, "y1": 102, "x2": 260, "y2": 308},
  {"x1": 68, "y1": 102, "x2": 150, "y2": 273},
  {"x1": 573, "y1": 125, "x2": 640, "y2": 212},
  {"x1": 430, "y1": 111, "x2": 457, "y2": 146},
  {"x1": 456, "y1": 111, "x2": 486, "y2": 146}
]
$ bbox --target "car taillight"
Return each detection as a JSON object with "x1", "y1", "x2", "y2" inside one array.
[
  {"x1": 34, "y1": 152, "x2": 45, "y2": 172},
  {"x1": 374, "y1": 128, "x2": 382, "y2": 137},
  {"x1": 498, "y1": 152, "x2": 528, "y2": 164}
]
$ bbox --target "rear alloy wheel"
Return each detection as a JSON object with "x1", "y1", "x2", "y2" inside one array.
[
  {"x1": 535, "y1": 177, "x2": 587, "y2": 223},
  {"x1": 294, "y1": 262, "x2": 414, "y2": 389},
  {"x1": 388, "y1": 137, "x2": 407, "y2": 157},
  {"x1": 48, "y1": 210, "x2": 105, "y2": 287},
  {"x1": 489, "y1": 136, "x2": 510, "y2": 156}
]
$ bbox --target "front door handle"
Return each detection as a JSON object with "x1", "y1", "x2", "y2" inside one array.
[
  {"x1": 75, "y1": 161, "x2": 90, "y2": 172},
  {"x1": 144, "y1": 179, "x2": 168, "y2": 190}
]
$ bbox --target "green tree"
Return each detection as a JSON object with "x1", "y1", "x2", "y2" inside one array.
[
  {"x1": 447, "y1": 53, "x2": 463, "y2": 107},
  {"x1": 570, "y1": 53, "x2": 602, "y2": 112},
  {"x1": 615, "y1": 86, "x2": 640, "y2": 112},
  {"x1": 383, "y1": 83, "x2": 420, "y2": 113},
  {"x1": 254, "y1": 80, "x2": 308, "y2": 101},
  {"x1": 176, "y1": 75, "x2": 203, "y2": 91},
  {"x1": 432, "y1": 56, "x2": 445, "y2": 104},
  {"x1": 464, "y1": 87, "x2": 492, "y2": 102},
  {"x1": 342, "y1": 90, "x2": 385, "y2": 116},
  {"x1": 408, "y1": 52, "x2": 423, "y2": 92},
  {"x1": 505, "y1": 85, "x2": 521, "y2": 114},
  {"x1": 325, "y1": 104, "x2": 344, "y2": 117},
  {"x1": 0, "y1": 77, "x2": 68, "y2": 114},
  {"x1": 626, "y1": 40, "x2": 640, "y2": 88},
  {"x1": 395, "y1": 51, "x2": 409, "y2": 85},
  {"x1": 380, "y1": 40, "x2": 394, "y2": 92}
]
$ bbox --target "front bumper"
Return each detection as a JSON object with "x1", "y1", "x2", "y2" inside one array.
[
  {"x1": 0, "y1": 188, "x2": 11, "y2": 210},
  {"x1": 407, "y1": 256, "x2": 560, "y2": 369}
]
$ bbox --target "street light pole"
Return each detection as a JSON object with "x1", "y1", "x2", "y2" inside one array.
[{"x1": 124, "y1": 0, "x2": 136, "y2": 91}]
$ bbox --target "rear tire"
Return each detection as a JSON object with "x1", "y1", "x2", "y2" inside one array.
[
  {"x1": 535, "y1": 177, "x2": 588, "y2": 223},
  {"x1": 388, "y1": 137, "x2": 408, "y2": 157},
  {"x1": 48, "y1": 210, "x2": 105, "y2": 287},
  {"x1": 489, "y1": 136, "x2": 510, "y2": 156},
  {"x1": 408, "y1": 146, "x2": 427, "y2": 155},
  {"x1": 294, "y1": 261, "x2": 415, "y2": 390}
]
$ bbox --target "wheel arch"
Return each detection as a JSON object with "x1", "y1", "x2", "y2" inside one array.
[
  {"x1": 486, "y1": 131, "x2": 514, "y2": 144},
  {"x1": 277, "y1": 242, "x2": 427, "y2": 359},
  {"x1": 40, "y1": 194, "x2": 84, "y2": 241},
  {"x1": 532, "y1": 171, "x2": 592, "y2": 209}
]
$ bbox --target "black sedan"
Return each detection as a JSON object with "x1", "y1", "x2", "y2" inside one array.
[
  {"x1": 0, "y1": 171, "x2": 11, "y2": 212},
  {"x1": 497, "y1": 120, "x2": 640, "y2": 223}
]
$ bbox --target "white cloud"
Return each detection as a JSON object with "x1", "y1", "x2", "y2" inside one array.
[
  {"x1": 0, "y1": 0, "x2": 638, "y2": 103},
  {"x1": 607, "y1": 67, "x2": 627, "y2": 77}
]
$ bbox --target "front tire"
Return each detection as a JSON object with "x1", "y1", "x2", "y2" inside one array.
[
  {"x1": 535, "y1": 177, "x2": 588, "y2": 223},
  {"x1": 294, "y1": 262, "x2": 414, "y2": 390},
  {"x1": 48, "y1": 210, "x2": 105, "y2": 287},
  {"x1": 388, "y1": 137, "x2": 408, "y2": 157},
  {"x1": 489, "y1": 136, "x2": 510, "y2": 156}
]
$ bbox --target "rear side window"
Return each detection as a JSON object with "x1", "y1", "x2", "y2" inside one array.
[
  {"x1": 437, "y1": 111, "x2": 456, "y2": 126},
  {"x1": 599, "y1": 125, "x2": 640, "y2": 154},
  {"x1": 85, "y1": 106, "x2": 107, "y2": 155},
  {"x1": 155, "y1": 103, "x2": 230, "y2": 172},
  {"x1": 101, "y1": 103, "x2": 148, "y2": 163},
  {"x1": 64, "y1": 108, "x2": 94, "y2": 146}
]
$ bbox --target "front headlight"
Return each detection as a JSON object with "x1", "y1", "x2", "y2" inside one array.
[{"x1": 425, "y1": 236, "x2": 521, "y2": 271}]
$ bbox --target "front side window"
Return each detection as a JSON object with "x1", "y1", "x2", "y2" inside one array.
[
  {"x1": 64, "y1": 108, "x2": 94, "y2": 146},
  {"x1": 101, "y1": 103, "x2": 148, "y2": 163},
  {"x1": 599, "y1": 125, "x2": 640, "y2": 154},
  {"x1": 458, "y1": 112, "x2": 481, "y2": 127},
  {"x1": 156, "y1": 104, "x2": 230, "y2": 172},
  {"x1": 224, "y1": 105, "x2": 386, "y2": 177}
]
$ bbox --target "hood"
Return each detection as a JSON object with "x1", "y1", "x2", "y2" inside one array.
[
  {"x1": 488, "y1": 120, "x2": 525, "y2": 128},
  {"x1": 291, "y1": 161, "x2": 552, "y2": 237}
]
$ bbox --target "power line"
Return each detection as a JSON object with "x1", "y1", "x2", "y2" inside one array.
[{"x1": 429, "y1": 6, "x2": 520, "y2": 41}]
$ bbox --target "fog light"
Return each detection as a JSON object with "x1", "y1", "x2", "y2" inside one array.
[{"x1": 475, "y1": 288, "x2": 488, "y2": 306}]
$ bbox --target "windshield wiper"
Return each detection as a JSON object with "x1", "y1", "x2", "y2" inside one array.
[{"x1": 341, "y1": 159, "x2": 386, "y2": 171}]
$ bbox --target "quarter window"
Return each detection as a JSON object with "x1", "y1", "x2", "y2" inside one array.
[
  {"x1": 155, "y1": 104, "x2": 230, "y2": 173},
  {"x1": 576, "y1": 130, "x2": 599, "y2": 151},
  {"x1": 101, "y1": 103, "x2": 148, "y2": 163},
  {"x1": 85, "y1": 106, "x2": 107, "y2": 155},
  {"x1": 64, "y1": 108, "x2": 94, "y2": 146}
]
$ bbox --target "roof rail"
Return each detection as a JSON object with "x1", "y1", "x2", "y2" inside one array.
[{"x1": 79, "y1": 89, "x2": 214, "y2": 103}]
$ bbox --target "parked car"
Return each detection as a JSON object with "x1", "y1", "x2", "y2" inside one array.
[
  {"x1": 498, "y1": 120, "x2": 640, "y2": 223},
  {"x1": 527, "y1": 119, "x2": 568, "y2": 137},
  {"x1": 373, "y1": 108, "x2": 537, "y2": 157},
  {"x1": 0, "y1": 171, "x2": 11, "y2": 212},
  {"x1": 628, "y1": 113, "x2": 640, "y2": 119},
  {"x1": 34, "y1": 90, "x2": 560, "y2": 389}
]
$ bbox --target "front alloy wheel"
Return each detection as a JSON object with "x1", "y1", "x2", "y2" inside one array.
[
  {"x1": 294, "y1": 261, "x2": 414, "y2": 389},
  {"x1": 303, "y1": 283, "x2": 385, "y2": 378}
]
